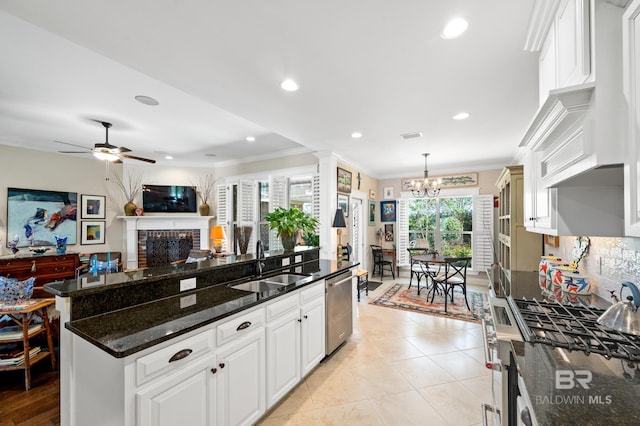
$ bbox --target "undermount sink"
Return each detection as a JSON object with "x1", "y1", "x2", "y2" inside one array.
[
  {"x1": 229, "y1": 273, "x2": 308, "y2": 293},
  {"x1": 230, "y1": 280, "x2": 287, "y2": 293},
  {"x1": 261, "y1": 273, "x2": 308, "y2": 285}
]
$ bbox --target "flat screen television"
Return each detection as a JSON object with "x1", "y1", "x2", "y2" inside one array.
[{"x1": 142, "y1": 185, "x2": 197, "y2": 213}]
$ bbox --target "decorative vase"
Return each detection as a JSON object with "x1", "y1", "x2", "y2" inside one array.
[
  {"x1": 280, "y1": 231, "x2": 297, "y2": 251},
  {"x1": 198, "y1": 203, "x2": 210, "y2": 216},
  {"x1": 124, "y1": 201, "x2": 137, "y2": 216}
]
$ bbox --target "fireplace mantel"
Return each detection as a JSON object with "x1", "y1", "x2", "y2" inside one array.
[{"x1": 118, "y1": 215, "x2": 215, "y2": 270}]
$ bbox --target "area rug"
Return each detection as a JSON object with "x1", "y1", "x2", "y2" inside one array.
[{"x1": 370, "y1": 283, "x2": 486, "y2": 323}]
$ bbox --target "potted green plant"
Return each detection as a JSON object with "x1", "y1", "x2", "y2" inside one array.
[{"x1": 264, "y1": 207, "x2": 319, "y2": 251}]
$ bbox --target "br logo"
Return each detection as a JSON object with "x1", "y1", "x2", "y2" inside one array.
[{"x1": 556, "y1": 370, "x2": 592, "y2": 389}]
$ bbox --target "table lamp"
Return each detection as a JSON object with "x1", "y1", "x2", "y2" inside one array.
[
  {"x1": 210, "y1": 225, "x2": 226, "y2": 253},
  {"x1": 332, "y1": 208, "x2": 347, "y2": 246}
]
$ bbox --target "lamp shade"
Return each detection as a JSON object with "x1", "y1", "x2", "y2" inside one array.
[
  {"x1": 332, "y1": 208, "x2": 347, "y2": 228},
  {"x1": 210, "y1": 225, "x2": 226, "y2": 240}
]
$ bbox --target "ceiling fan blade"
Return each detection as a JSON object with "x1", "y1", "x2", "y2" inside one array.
[
  {"x1": 113, "y1": 146, "x2": 132, "y2": 153},
  {"x1": 58, "y1": 150, "x2": 92, "y2": 154},
  {"x1": 54, "y1": 140, "x2": 90, "y2": 150},
  {"x1": 118, "y1": 153, "x2": 156, "y2": 164}
]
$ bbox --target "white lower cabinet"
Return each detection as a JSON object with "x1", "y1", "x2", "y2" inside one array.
[
  {"x1": 266, "y1": 281, "x2": 326, "y2": 409},
  {"x1": 137, "y1": 354, "x2": 216, "y2": 426},
  {"x1": 215, "y1": 328, "x2": 266, "y2": 426}
]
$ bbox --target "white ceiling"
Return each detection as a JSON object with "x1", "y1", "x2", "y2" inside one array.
[{"x1": 0, "y1": 0, "x2": 539, "y2": 178}]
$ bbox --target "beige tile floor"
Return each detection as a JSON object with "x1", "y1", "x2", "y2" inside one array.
[{"x1": 259, "y1": 274, "x2": 494, "y2": 426}]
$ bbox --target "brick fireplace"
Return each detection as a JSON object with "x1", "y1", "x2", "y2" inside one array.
[{"x1": 119, "y1": 216, "x2": 215, "y2": 270}]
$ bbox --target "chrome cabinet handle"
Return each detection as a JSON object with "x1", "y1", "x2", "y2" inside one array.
[
  {"x1": 169, "y1": 348, "x2": 193, "y2": 363},
  {"x1": 236, "y1": 321, "x2": 251, "y2": 331}
]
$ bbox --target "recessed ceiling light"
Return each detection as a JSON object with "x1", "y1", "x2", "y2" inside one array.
[
  {"x1": 164, "y1": 155, "x2": 173, "y2": 160},
  {"x1": 135, "y1": 95, "x2": 159, "y2": 106},
  {"x1": 452, "y1": 112, "x2": 470, "y2": 120},
  {"x1": 281, "y1": 79, "x2": 299, "y2": 92},
  {"x1": 400, "y1": 131, "x2": 423, "y2": 140},
  {"x1": 246, "y1": 136, "x2": 256, "y2": 142},
  {"x1": 351, "y1": 132, "x2": 362, "y2": 139},
  {"x1": 205, "y1": 153, "x2": 217, "y2": 157},
  {"x1": 441, "y1": 18, "x2": 468, "y2": 39}
]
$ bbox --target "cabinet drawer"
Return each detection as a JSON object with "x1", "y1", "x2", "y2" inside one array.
[
  {"x1": 216, "y1": 308, "x2": 265, "y2": 347},
  {"x1": 266, "y1": 293, "x2": 299, "y2": 323},
  {"x1": 136, "y1": 329, "x2": 215, "y2": 386},
  {"x1": 300, "y1": 281, "x2": 324, "y2": 306}
]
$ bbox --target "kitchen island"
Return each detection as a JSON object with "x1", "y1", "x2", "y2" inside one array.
[{"x1": 45, "y1": 247, "x2": 358, "y2": 426}]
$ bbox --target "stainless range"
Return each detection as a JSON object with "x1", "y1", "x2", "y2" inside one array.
[{"x1": 484, "y1": 268, "x2": 640, "y2": 426}]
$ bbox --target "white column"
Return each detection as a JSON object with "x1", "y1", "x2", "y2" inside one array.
[{"x1": 314, "y1": 151, "x2": 340, "y2": 260}]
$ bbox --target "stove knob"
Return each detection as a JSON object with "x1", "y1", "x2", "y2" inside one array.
[{"x1": 520, "y1": 406, "x2": 533, "y2": 426}]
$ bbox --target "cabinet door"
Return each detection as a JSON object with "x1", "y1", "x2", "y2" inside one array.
[
  {"x1": 300, "y1": 298, "x2": 325, "y2": 377},
  {"x1": 137, "y1": 355, "x2": 216, "y2": 426},
  {"x1": 216, "y1": 329, "x2": 265, "y2": 426},
  {"x1": 523, "y1": 150, "x2": 554, "y2": 232},
  {"x1": 624, "y1": 0, "x2": 640, "y2": 236},
  {"x1": 556, "y1": 0, "x2": 590, "y2": 88},
  {"x1": 266, "y1": 310, "x2": 300, "y2": 408}
]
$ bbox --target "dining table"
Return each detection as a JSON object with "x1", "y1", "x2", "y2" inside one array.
[{"x1": 412, "y1": 254, "x2": 456, "y2": 312}]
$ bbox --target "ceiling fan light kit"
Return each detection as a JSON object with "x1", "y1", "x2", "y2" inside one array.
[{"x1": 56, "y1": 121, "x2": 156, "y2": 164}]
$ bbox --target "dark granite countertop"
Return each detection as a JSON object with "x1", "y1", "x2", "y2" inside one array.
[
  {"x1": 65, "y1": 259, "x2": 356, "y2": 358},
  {"x1": 489, "y1": 267, "x2": 640, "y2": 425}
]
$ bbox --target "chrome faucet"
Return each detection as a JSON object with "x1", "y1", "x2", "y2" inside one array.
[{"x1": 256, "y1": 240, "x2": 265, "y2": 277}]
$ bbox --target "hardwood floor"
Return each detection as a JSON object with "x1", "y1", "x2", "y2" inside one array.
[{"x1": 0, "y1": 363, "x2": 60, "y2": 426}]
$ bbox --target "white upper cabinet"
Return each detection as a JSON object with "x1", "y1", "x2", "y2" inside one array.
[
  {"x1": 536, "y1": 0, "x2": 591, "y2": 103},
  {"x1": 623, "y1": 0, "x2": 640, "y2": 236}
]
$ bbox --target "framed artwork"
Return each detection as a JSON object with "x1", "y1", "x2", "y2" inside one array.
[
  {"x1": 369, "y1": 189, "x2": 376, "y2": 199},
  {"x1": 337, "y1": 167, "x2": 352, "y2": 193},
  {"x1": 383, "y1": 186, "x2": 394, "y2": 199},
  {"x1": 81, "y1": 194, "x2": 106, "y2": 219},
  {"x1": 368, "y1": 199, "x2": 376, "y2": 225},
  {"x1": 401, "y1": 172, "x2": 478, "y2": 191},
  {"x1": 384, "y1": 224, "x2": 394, "y2": 242},
  {"x1": 7, "y1": 187, "x2": 77, "y2": 247},
  {"x1": 337, "y1": 193, "x2": 349, "y2": 217},
  {"x1": 380, "y1": 200, "x2": 396, "y2": 222},
  {"x1": 81, "y1": 221, "x2": 106, "y2": 245}
]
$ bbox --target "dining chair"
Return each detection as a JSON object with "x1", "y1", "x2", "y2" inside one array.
[
  {"x1": 431, "y1": 257, "x2": 472, "y2": 311},
  {"x1": 370, "y1": 245, "x2": 395, "y2": 279},
  {"x1": 407, "y1": 247, "x2": 428, "y2": 290}
]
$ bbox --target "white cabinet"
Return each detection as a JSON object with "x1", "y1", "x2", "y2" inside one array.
[
  {"x1": 266, "y1": 294, "x2": 301, "y2": 407},
  {"x1": 522, "y1": 150, "x2": 554, "y2": 232},
  {"x1": 265, "y1": 281, "x2": 325, "y2": 408},
  {"x1": 137, "y1": 354, "x2": 216, "y2": 426},
  {"x1": 215, "y1": 328, "x2": 266, "y2": 426},
  {"x1": 300, "y1": 289, "x2": 325, "y2": 376},
  {"x1": 537, "y1": 0, "x2": 590, "y2": 104},
  {"x1": 624, "y1": 0, "x2": 640, "y2": 237}
]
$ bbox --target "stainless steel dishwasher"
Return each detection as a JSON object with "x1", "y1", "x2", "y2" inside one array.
[{"x1": 325, "y1": 270, "x2": 353, "y2": 355}]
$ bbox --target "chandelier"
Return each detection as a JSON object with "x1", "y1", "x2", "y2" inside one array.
[{"x1": 410, "y1": 153, "x2": 441, "y2": 198}]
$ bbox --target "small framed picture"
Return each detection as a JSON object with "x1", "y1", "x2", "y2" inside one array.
[
  {"x1": 369, "y1": 189, "x2": 376, "y2": 199},
  {"x1": 337, "y1": 193, "x2": 349, "y2": 217},
  {"x1": 368, "y1": 199, "x2": 376, "y2": 225},
  {"x1": 380, "y1": 200, "x2": 396, "y2": 222},
  {"x1": 81, "y1": 221, "x2": 106, "y2": 245},
  {"x1": 337, "y1": 167, "x2": 353, "y2": 193},
  {"x1": 383, "y1": 186, "x2": 394, "y2": 200},
  {"x1": 81, "y1": 194, "x2": 106, "y2": 219},
  {"x1": 385, "y1": 224, "x2": 394, "y2": 241}
]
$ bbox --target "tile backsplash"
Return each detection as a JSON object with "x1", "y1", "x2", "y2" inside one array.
[{"x1": 546, "y1": 236, "x2": 640, "y2": 300}]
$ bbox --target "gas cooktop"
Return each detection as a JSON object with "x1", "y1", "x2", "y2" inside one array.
[{"x1": 512, "y1": 298, "x2": 640, "y2": 362}]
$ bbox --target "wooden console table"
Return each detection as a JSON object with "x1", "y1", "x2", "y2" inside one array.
[
  {"x1": 0, "y1": 253, "x2": 79, "y2": 298},
  {"x1": 0, "y1": 299, "x2": 57, "y2": 390}
]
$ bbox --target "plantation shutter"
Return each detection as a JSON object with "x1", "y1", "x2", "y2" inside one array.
[
  {"x1": 472, "y1": 194, "x2": 494, "y2": 272},
  {"x1": 397, "y1": 198, "x2": 409, "y2": 267},
  {"x1": 269, "y1": 176, "x2": 288, "y2": 252},
  {"x1": 238, "y1": 180, "x2": 257, "y2": 254},
  {"x1": 312, "y1": 173, "x2": 321, "y2": 232},
  {"x1": 215, "y1": 184, "x2": 230, "y2": 252}
]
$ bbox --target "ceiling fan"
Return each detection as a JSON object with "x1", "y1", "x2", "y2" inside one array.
[{"x1": 56, "y1": 121, "x2": 156, "y2": 163}]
